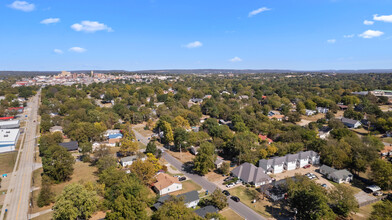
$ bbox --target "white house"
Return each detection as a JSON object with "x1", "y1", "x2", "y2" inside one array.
[
  {"x1": 341, "y1": 118, "x2": 361, "y2": 129},
  {"x1": 317, "y1": 107, "x2": 329, "y2": 114},
  {"x1": 320, "y1": 165, "x2": 353, "y2": 184},
  {"x1": 305, "y1": 109, "x2": 317, "y2": 116},
  {"x1": 259, "y1": 156, "x2": 285, "y2": 174},
  {"x1": 285, "y1": 154, "x2": 298, "y2": 171},
  {"x1": 152, "y1": 173, "x2": 182, "y2": 195},
  {"x1": 309, "y1": 151, "x2": 320, "y2": 164},
  {"x1": 120, "y1": 155, "x2": 146, "y2": 167},
  {"x1": 297, "y1": 151, "x2": 311, "y2": 168}
]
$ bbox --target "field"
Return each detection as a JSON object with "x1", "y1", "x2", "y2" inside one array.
[
  {"x1": 167, "y1": 151, "x2": 195, "y2": 164},
  {"x1": 352, "y1": 201, "x2": 380, "y2": 220},
  {"x1": 0, "y1": 152, "x2": 17, "y2": 174},
  {"x1": 170, "y1": 180, "x2": 202, "y2": 196},
  {"x1": 31, "y1": 212, "x2": 53, "y2": 220},
  {"x1": 228, "y1": 186, "x2": 288, "y2": 219},
  {"x1": 220, "y1": 208, "x2": 244, "y2": 220}
]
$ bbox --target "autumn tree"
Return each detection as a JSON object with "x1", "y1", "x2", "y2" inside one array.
[
  {"x1": 193, "y1": 142, "x2": 216, "y2": 175},
  {"x1": 130, "y1": 159, "x2": 156, "y2": 185}
]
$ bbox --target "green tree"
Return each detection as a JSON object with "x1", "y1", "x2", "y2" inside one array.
[
  {"x1": 370, "y1": 159, "x2": 392, "y2": 190},
  {"x1": 370, "y1": 200, "x2": 392, "y2": 220},
  {"x1": 53, "y1": 183, "x2": 99, "y2": 220},
  {"x1": 130, "y1": 159, "x2": 156, "y2": 185},
  {"x1": 219, "y1": 162, "x2": 230, "y2": 175},
  {"x1": 152, "y1": 197, "x2": 201, "y2": 220},
  {"x1": 162, "y1": 121, "x2": 174, "y2": 145},
  {"x1": 174, "y1": 127, "x2": 188, "y2": 151},
  {"x1": 193, "y1": 142, "x2": 216, "y2": 175},
  {"x1": 96, "y1": 155, "x2": 117, "y2": 173},
  {"x1": 120, "y1": 138, "x2": 139, "y2": 156},
  {"x1": 42, "y1": 145, "x2": 75, "y2": 183},
  {"x1": 145, "y1": 140, "x2": 157, "y2": 155},
  {"x1": 329, "y1": 184, "x2": 359, "y2": 217},
  {"x1": 205, "y1": 189, "x2": 228, "y2": 210},
  {"x1": 37, "y1": 175, "x2": 54, "y2": 207}
]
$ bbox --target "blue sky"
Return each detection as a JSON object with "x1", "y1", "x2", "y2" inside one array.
[{"x1": 1, "y1": 0, "x2": 392, "y2": 71}]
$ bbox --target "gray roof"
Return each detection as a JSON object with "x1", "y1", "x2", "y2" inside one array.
[
  {"x1": 259, "y1": 159, "x2": 273, "y2": 167},
  {"x1": 59, "y1": 141, "x2": 78, "y2": 151},
  {"x1": 120, "y1": 155, "x2": 138, "y2": 163},
  {"x1": 341, "y1": 117, "x2": 360, "y2": 126},
  {"x1": 154, "y1": 190, "x2": 200, "y2": 210},
  {"x1": 232, "y1": 163, "x2": 271, "y2": 184},
  {"x1": 330, "y1": 169, "x2": 353, "y2": 180},
  {"x1": 298, "y1": 151, "x2": 311, "y2": 160},
  {"x1": 214, "y1": 157, "x2": 224, "y2": 165},
  {"x1": 285, "y1": 154, "x2": 299, "y2": 163},
  {"x1": 273, "y1": 156, "x2": 286, "y2": 165},
  {"x1": 194, "y1": 206, "x2": 219, "y2": 218},
  {"x1": 320, "y1": 165, "x2": 337, "y2": 175},
  {"x1": 309, "y1": 150, "x2": 319, "y2": 158}
]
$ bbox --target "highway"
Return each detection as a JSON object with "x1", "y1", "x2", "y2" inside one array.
[
  {"x1": 132, "y1": 128, "x2": 266, "y2": 220},
  {"x1": 0, "y1": 91, "x2": 40, "y2": 220}
]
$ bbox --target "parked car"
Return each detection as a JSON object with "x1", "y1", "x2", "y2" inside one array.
[
  {"x1": 321, "y1": 184, "x2": 328, "y2": 188},
  {"x1": 178, "y1": 176, "x2": 186, "y2": 181},
  {"x1": 222, "y1": 190, "x2": 230, "y2": 196},
  {"x1": 231, "y1": 196, "x2": 240, "y2": 202},
  {"x1": 226, "y1": 183, "x2": 235, "y2": 188},
  {"x1": 223, "y1": 177, "x2": 232, "y2": 182},
  {"x1": 373, "y1": 191, "x2": 383, "y2": 196},
  {"x1": 303, "y1": 164, "x2": 311, "y2": 169}
]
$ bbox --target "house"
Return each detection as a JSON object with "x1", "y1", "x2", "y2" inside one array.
[
  {"x1": 214, "y1": 156, "x2": 224, "y2": 169},
  {"x1": 258, "y1": 134, "x2": 273, "y2": 144},
  {"x1": 259, "y1": 156, "x2": 286, "y2": 174},
  {"x1": 49, "y1": 126, "x2": 63, "y2": 134},
  {"x1": 153, "y1": 190, "x2": 200, "y2": 210},
  {"x1": 231, "y1": 163, "x2": 272, "y2": 186},
  {"x1": 194, "y1": 206, "x2": 219, "y2": 218},
  {"x1": 341, "y1": 118, "x2": 361, "y2": 128},
  {"x1": 268, "y1": 115, "x2": 285, "y2": 121},
  {"x1": 189, "y1": 98, "x2": 204, "y2": 104},
  {"x1": 59, "y1": 141, "x2": 79, "y2": 151},
  {"x1": 189, "y1": 146, "x2": 200, "y2": 155},
  {"x1": 380, "y1": 144, "x2": 392, "y2": 157},
  {"x1": 285, "y1": 154, "x2": 298, "y2": 171},
  {"x1": 268, "y1": 111, "x2": 281, "y2": 117},
  {"x1": 297, "y1": 151, "x2": 311, "y2": 168},
  {"x1": 319, "y1": 165, "x2": 353, "y2": 184},
  {"x1": 104, "y1": 129, "x2": 121, "y2": 137},
  {"x1": 120, "y1": 155, "x2": 146, "y2": 167},
  {"x1": 317, "y1": 107, "x2": 329, "y2": 114},
  {"x1": 309, "y1": 151, "x2": 320, "y2": 165},
  {"x1": 152, "y1": 173, "x2": 182, "y2": 195},
  {"x1": 239, "y1": 95, "x2": 249, "y2": 100},
  {"x1": 337, "y1": 104, "x2": 348, "y2": 110},
  {"x1": 318, "y1": 126, "x2": 331, "y2": 139},
  {"x1": 305, "y1": 109, "x2": 317, "y2": 116},
  {"x1": 0, "y1": 120, "x2": 20, "y2": 129}
]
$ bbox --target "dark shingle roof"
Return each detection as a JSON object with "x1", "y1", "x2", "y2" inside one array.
[
  {"x1": 59, "y1": 141, "x2": 78, "y2": 151},
  {"x1": 194, "y1": 206, "x2": 219, "y2": 218},
  {"x1": 232, "y1": 163, "x2": 271, "y2": 184}
]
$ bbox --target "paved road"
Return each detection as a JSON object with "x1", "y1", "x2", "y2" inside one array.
[
  {"x1": 0, "y1": 92, "x2": 40, "y2": 220},
  {"x1": 132, "y1": 127, "x2": 266, "y2": 220}
]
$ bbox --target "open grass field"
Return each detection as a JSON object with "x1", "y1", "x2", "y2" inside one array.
[
  {"x1": 228, "y1": 186, "x2": 288, "y2": 219},
  {"x1": 170, "y1": 180, "x2": 201, "y2": 196},
  {"x1": 0, "y1": 152, "x2": 17, "y2": 174},
  {"x1": 220, "y1": 208, "x2": 244, "y2": 220},
  {"x1": 167, "y1": 150, "x2": 195, "y2": 164},
  {"x1": 31, "y1": 211, "x2": 53, "y2": 220},
  {"x1": 352, "y1": 201, "x2": 380, "y2": 220}
]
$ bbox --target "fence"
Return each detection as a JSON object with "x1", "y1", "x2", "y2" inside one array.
[{"x1": 358, "y1": 195, "x2": 387, "y2": 207}]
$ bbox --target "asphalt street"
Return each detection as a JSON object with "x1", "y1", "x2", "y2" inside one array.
[{"x1": 0, "y1": 92, "x2": 40, "y2": 220}]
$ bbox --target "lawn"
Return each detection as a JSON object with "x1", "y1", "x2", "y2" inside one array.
[
  {"x1": 0, "y1": 152, "x2": 17, "y2": 174},
  {"x1": 167, "y1": 151, "x2": 195, "y2": 164},
  {"x1": 382, "y1": 137, "x2": 392, "y2": 144},
  {"x1": 31, "y1": 211, "x2": 53, "y2": 220},
  {"x1": 170, "y1": 180, "x2": 201, "y2": 196},
  {"x1": 352, "y1": 201, "x2": 380, "y2": 220},
  {"x1": 220, "y1": 208, "x2": 244, "y2": 220},
  {"x1": 228, "y1": 186, "x2": 287, "y2": 219}
]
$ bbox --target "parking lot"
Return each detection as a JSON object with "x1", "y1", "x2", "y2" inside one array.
[{"x1": 271, "y1": 165, "x2": 335, "y2": 189}]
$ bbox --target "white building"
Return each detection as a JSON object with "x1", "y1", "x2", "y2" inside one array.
[
  {"x1": 0, "y1": 120, "x2": 20, "y2": 129},
  {"x1": 0, "y1": 129, "x2": 20, "y2": 153},
  {"x1": 152, "y1": 173, "x2": 182, "y2": 195}
]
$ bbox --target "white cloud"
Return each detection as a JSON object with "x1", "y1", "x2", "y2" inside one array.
[
  {"x1": 364, "y1": 20, "x2": 374, "y2": 25},
  {"x1": 71, "y1": 21, "x2": 113, "y2": 33},
  {"x1": 41, "y1": 18, "x2": 60, "y2": 25},
  {"x1": 230, "y1": 57, "x2": 242, "y2": 62},
  {"x1": 53, "y1": 49, "x2": 63, "y2": 54},
  {"x1": 343, "y1": 34, "x2": 355, "y2": 38},
  {"x1": 69, "y1": 47, "x2": 86, "y2": 53},
  {"x1": 248, "y1": 7, "x2": 271, "y2": 17},
  {"x1": 327, "y1": 39, "x2": 336, "y2": 44},
  {"x1": 184, "y1": 41, "x2": 203, "y2": 49},
  {"x1": 373, "y1": 14, "x2": 392, "y2": 23},
  {"x1": 8, "y1": 1, "x2": 35, "y2": 12},
  {"x1": 359, "y1": 30, "x2": 384, "y2": 39}
]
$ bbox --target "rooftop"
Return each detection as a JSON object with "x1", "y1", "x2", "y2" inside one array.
[
  {"x1": 153, "y1": 173, "x2": 181, "y2": 191},
  {"x1": 0, "y1": 129, "x2": 20, "y2": 143}
]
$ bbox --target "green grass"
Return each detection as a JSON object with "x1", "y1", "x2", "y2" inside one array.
[
  {"x1": 31, "y1": 211, "x2": 53, "y2": 220},
  {"x1": 381, "y1": 137, "x2": 392, "y2": 144},
  {"x1": 0, "y1": 151, "x2": 18, "y2": 174},
  {"x1": 170, "y1": 180, "x2": 202, "y2": 196}
]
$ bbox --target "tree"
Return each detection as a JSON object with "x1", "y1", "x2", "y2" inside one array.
[
  {"x1": 53, "y1": 183, "x2": 99, "y2": 220},
  {"x1": 219, "y1": 162, "x2": 230, "y2": 175},
  {"x1": 162, "y1": 121, "x2": 174, "y2": 145},
  {"x1": 145, "y1": 141, "x2": 157, "y2": 155},
  {"x1": 130, "y1": 159, "x2": 156, "y2": 185},
  {"x1": 96, "y1": 155, "x2": 117, "y2": 173},
  {"x1": 146, "y1": 153, "x2": 163, "y2": 172},
  {"x1": 152, "y1": 197, "x2": 201, "y2": 220},
  {"x1": 37, "y1": 175, "x2": 54, "y2": 207},
  {"x1": 94, "y1": 144, "x2": 110, "y2": 160},
  {"x1": 204, "y1": 189, "x2": 228, "y2": 210},
  {"x1": 120, "y1": 138, "x2": 139, "y2": 156},
  {"x1": 370, "y1": 200, "x2": 392, "y2": 220},
  {"x1": 174, "y1": 127, "x2": 188, "y2": 151},
  {"x1": 42, "y1": 145, "x2": 75, "y2": 183},
  {"x1": 286, "y1": 175, "x2": 336, "y2": 220},
  {"x1": 193, "y1": 142, "x2": 216, "y2": 175},
  {"x1": 328, "y1": 184, "x2": 358, "y2": 217},
  {"x1": 173, "y1": 116, "x2": 190, "y2": 129},
  {"x1": 370, "y1": 159, "x2": 392, "y2": 190}
]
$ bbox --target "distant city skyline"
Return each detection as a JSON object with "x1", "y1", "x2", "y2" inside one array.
[{"x1": 1, "y1": 0, "x2": 392, "y2": 71}]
